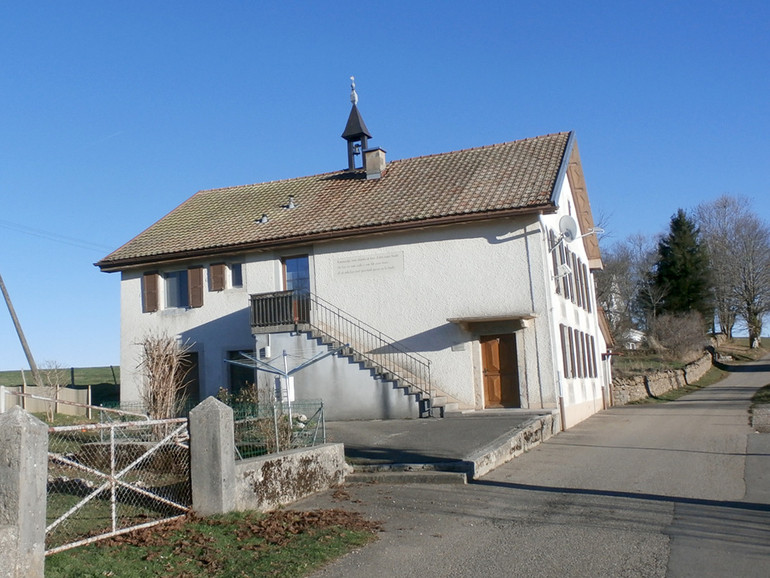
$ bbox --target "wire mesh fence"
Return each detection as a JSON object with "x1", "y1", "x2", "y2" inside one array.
[
  {"x1": 232, "y1": 400, "x2": 325, "y2": 460},
  {"x1": 46, "y1": 418, "x2": 191, "y2": 554}
]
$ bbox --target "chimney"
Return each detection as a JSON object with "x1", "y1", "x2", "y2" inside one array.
[{"x1": 364, "y1": 147, "x2": 386, "y2": 179}]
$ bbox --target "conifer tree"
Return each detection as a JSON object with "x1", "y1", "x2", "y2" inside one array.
[{"x1": 652, "y1": 209, "x2": 712, "y2": 321}]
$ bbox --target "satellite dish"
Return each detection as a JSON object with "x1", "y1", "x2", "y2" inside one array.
[{"x1": 559, "y1": 215, "x2": 579, "y2": 244}]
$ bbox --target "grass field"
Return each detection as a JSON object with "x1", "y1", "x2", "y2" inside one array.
[
  {"x1": 0, "y1": 366, "x2": 121, "y2": 408},
  {"x1": 0, "y1": 365, "x2": 119, "y2": 387}
]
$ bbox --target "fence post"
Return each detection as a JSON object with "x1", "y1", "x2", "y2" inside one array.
[
  {"x1": 0, "y1": 406, "x2": 48, "y2": 578},
  {"x1": 188, "y1": 397, "x2": 236, "y2": 515},
  {"x1": 0, "y1": 386, "x2": 5, "y2": 413}
]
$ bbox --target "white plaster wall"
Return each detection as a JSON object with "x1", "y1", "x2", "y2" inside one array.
[
  {"x1": 118, "y1": 215, "x2": 567, "y2": 412},
  {"x1": 540, "y1": 176, "x2": 608, "y2": 427},
  {"x1": 253, "y1": 332, "x2": 421, "y2": 420},
  {"x1": 120, "y1": 256, "x2": 274, "y2": 403},
  {"x1": 312, "y1": 217, "x2": 556, "y2": 408},
  {"x1": 118, "y1": 203, "x2": 607, "y2": 421}
]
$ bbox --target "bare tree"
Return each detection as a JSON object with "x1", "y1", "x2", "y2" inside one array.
[
  {"x1": 695, "y1": 196, "x2": 743, "y2": 337},
  {"x1": 42, "y1": 360, "x2": 66, "y2": 422},
  {"x1": 595, "y1": 243, "x2": 635, "y2": 339},
  {"x1": 696, "y1": 195, "x2": 770, "y2": 345},
  {"x1": 138, "y1": 332, "x2": 193, "y2": 419},
  {"x1": 734, "y1": 214, "x2": 770, "y2": 346},
  {"x1": 597, "y1": 233, "x2": 662, "y2": 341}
]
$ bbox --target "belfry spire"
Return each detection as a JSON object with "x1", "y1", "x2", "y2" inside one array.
[{"x1": 341, "y1": 76, "x2": 372, "y2": 170}]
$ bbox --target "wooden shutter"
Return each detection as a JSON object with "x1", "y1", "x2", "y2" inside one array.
[
  {"x1": 572, "y1": 253, "x2": 582, "y2": 307},
  {"x1": 188, "y1": 267, "x2": 204, "y2": 308},
  {"x1": 142, "y1": 272, "x2": 159, "y2": 313},
  {"x1": 559, "y1": 325, "x2": 570, "y2": 378},
  {"x1": 582, "y1": 263, "x2": 592, "y2": 312},
  {"x1": 567, "y1": 327, "x2": 576, "y2": 378},
  {"x1": 210, "y1": 263, "x2": 226, "y2": 292}
]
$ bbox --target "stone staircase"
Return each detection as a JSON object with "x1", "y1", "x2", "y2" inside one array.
[
  {"x1": 308, "y1": 327, "x2": 460, "y2": 417},
  {"x1": 250, "y1": 289, "x2": 461, "y2": 417}
]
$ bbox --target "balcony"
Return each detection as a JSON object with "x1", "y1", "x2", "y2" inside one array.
[{"x1": 249, "y1": 290, "x2": 310, "y2": 334}]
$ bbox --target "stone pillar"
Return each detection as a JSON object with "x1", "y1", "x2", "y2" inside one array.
[
  {"x1": 188, "y1": 397, "x2": 236, "y2": 515},
  {"x1": 0, "y1": 406, "x2": 48, "y2": 578}
]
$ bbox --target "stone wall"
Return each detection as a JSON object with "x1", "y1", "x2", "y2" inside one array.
[
  {"x1": 612, "y1": 352, "x2": 712, "y2": 406},
  {"x1": 236, "y1": 444, "x2": 347, "y2": 512},
  {"x1": 189, "y1": 397, "x2": 346, "y2": 516}
]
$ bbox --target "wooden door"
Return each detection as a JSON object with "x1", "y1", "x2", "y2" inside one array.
[{"x1": 481, "y1": 334, "x2": 521, "y2": 408}]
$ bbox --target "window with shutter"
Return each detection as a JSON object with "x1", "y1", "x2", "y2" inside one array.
[
  {"x1": 209, "y1": 263, "x2": 226, "y2": 292},
  {"x1": 559, "y1": 324, "x2": 570, "y2": 378},
  {"x1": 582, "y1": 263, "x2": 592, "y2": 312},
  {"x1": 550, "y1": 231, "x2": 561, "y2": 295},
  {"x1": 565, "y1": 248, "x2": 575, "y2": 302},
  {"x1": 567, "y1": 327, "x2": 576, "y2": 378},
  {"x1": 231, "y1": 263, "x2": 243, "y2": 288},
  {"x1": 142, "y1": 272, "x2": 159, "y2": 313},
  {"x1": 572, "y1": 253, "x2": 582, "y2": 308},
  {"x1": 188, "y1": 267, "x2": 204, "y2": 308},
  {"x1": 165, "y1": 271, "x2": 188, "y2": 308}
]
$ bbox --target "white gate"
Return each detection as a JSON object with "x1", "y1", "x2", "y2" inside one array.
[{"x1": 46, "y1": 417, "x2": 191, "y2": 554}]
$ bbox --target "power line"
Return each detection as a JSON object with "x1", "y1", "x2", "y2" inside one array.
[{"x1": 0, "y1": 219, "x2": 112, "y2": 253}]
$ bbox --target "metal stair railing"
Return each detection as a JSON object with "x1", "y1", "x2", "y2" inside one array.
[
  {"x1": 309, "y1": 293, "x2": 432, "y2": 401},
  {"x1": 250, "y1": 290, "x2": 431, "y2": 402}
]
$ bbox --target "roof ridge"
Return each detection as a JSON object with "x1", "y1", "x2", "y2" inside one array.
[
  {"x1": 388, "y1": 131, "x2": 572, "y2": 165},
  {"x1": 194, "y1": 131, "x2": 572, "y2": 195}
]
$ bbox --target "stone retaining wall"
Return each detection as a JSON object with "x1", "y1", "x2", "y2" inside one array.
[
  {"x1": 236, "y1": 444, "x2": 347, "y2": 512},
  {"x1": 612, "y1": 352, "x2": 712, "y2": 405},
  {"x1": 190, "y1": 397, "x2": 345, "y2": 516}
]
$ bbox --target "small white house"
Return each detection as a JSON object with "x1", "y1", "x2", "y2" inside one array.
[{"x1": 97, "y1": 90, "x2": 612, "y2": 428}]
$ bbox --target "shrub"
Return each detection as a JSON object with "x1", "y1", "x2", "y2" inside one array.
[{"x1": 648, "y1": 312, "x2": 708, "y2": 361}]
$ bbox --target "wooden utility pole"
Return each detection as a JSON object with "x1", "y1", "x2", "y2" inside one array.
[{"x1": 0, "y1": 272, "x2": 44, "y2": 387}]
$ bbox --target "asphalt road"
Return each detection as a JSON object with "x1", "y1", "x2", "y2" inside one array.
[{"x1": 294, "y1": 356, "x2": 770, "y2": 577}]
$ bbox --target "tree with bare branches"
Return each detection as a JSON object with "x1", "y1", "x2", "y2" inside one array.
[
  {"x1": 596, "y1": 233, "x2": 661, "y2": 339},
  {"x1": 138, "y1": 332, "x2": 193, "y2": 419},
  {"x1": 696, "y1": 195, "x2": 770, "y2": 346}
]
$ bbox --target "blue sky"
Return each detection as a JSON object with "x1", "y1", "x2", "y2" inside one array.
[{"x1": 0, "y1": 1, "x2": 767, "y2": 370}]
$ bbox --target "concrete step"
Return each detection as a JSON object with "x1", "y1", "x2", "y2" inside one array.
[{"x1": 345, "y1": 470, "x2": 467, "y2": 485}]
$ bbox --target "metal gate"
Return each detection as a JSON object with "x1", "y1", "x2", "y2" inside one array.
[{"x1": 46, "y1": 417, "x2": 191, "y2": 554}]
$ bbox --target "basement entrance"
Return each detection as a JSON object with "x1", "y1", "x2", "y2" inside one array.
[{"x1": 480, "y1": 334, "x2": 521, "y2": 408}]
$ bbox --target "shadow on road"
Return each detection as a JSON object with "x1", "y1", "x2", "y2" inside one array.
[
  {"x1": 715, "y1": 361, "x2": 770, "y2": 373},
  {"x1": 542, "y1": 438, "x2": 770, "y2": 458},
  {"x1": 472, "y1": 479, "x2": 770, "y2": 513}
]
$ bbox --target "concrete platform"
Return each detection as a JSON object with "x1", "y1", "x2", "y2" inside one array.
[{"x1": 325, "y1": 408, "x2": 561, "y2": 482}]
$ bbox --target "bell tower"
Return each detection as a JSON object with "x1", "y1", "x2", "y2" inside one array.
[{"x1": 341, "y1": 77, "x2": 372, "y2": 171}]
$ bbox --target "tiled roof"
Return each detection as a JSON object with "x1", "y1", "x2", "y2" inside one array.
[{"x1": 97, "y1": 131, "x2": 571, "y2": 270}]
